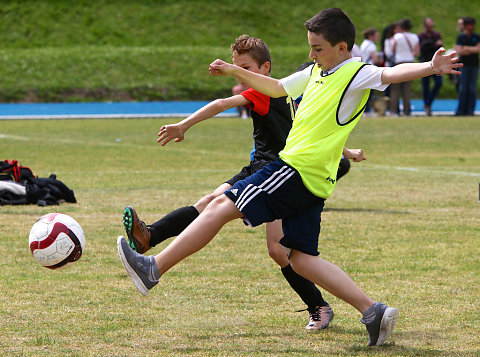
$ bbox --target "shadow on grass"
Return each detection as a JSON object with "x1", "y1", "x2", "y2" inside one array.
[
  {"x1": 171, "y1": 326, "x2": 480, "y2": 356},
  {"x1": 339, "y1": 324, "x2": 479, "y2": 356},
  {"x1": 324, "y1": 207, "x2": 410, "y2": 215}
]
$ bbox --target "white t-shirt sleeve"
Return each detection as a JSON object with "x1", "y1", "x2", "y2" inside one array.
[
  {"x1": 337, "y1": 64, "x2": 389, "y2": 124},
  {"x1": 350, "y1": 64, "x2": 389, "y2": 91},
  {"x1": 280, "y1": 65, "x2": 314, "y2": 100}
]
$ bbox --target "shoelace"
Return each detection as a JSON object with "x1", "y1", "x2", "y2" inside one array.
[
  {"x1": 309, "y1": 308, "x2": 322, "y2": 322},
  {"x1": 296, "y1": 307, "x2": 323, "y2": 321}
]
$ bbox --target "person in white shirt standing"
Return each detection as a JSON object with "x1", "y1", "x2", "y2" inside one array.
[
  {"x1": 360, "y1": 28, "x2": 383, "y2": 115},
  {"x1": 390, "y1": 18, "x2": 420, "y2": 116}
]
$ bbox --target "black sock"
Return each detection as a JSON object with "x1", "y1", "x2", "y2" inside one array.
[
  {"x1": 336, "y1": 156, "x2": 351, "y2": 181},
  {"x1": 281, "y1": 263, "x2": 327, "y2": 309},
  {"x1": 149, "y1": 206, "x2": 199, "y2": 247}
]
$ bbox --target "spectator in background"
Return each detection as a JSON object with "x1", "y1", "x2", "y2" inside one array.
[
  {"x1": 455, "y1": 16, "x2": 480, "y2": 116},
  {"x1": 457, "y1": 17, "x2": 464, "y2": 33},
  {"x1": 232, "y1": 82, "x2": 250, "y2": 119},
  {"x1": 360, "y1": 28, "x2": 383, "y2": 65},
  {"x1": 382, "y1": 23, "x2": 400, "y2": 110},
  {"x1": 390, "y1": 18, "x2": 419, "y2": 116},
  {"x1": 449, "y1": 18, "x2": 465, "y2": 93},
  {"x1": 360, "y1": 28, "x2": 383, "y2": 115},
  {"x1": 418, "y1": 18, "x2": 443, "y2": 116},
  {"x1": 351, "y1": 43, "x2": 362, "y2": 58},
  {"x1": 382, "y1": 23, "x2": 400, "y2": 68}
]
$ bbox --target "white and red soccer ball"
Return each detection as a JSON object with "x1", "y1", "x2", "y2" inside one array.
[{"x1": 29, "y1": 213, "x2": 85, "y2": 269}]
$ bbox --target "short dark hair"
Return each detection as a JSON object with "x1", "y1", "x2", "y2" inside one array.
[
  {"x1": 463, "y1": 17, "x2": 476, "y2": 26},
  {"x1": 231, "y1": 35, "x2": 271, "y2": 72},
  {"x1": 399, "y1": 18, "x2": 413, "y2": 31},
  {"x1": 362, "y1": 27, "x2": 377, "y2": 39},
  {"x1": 304, "y1": 8, "x2": 356, "y2": 51}
]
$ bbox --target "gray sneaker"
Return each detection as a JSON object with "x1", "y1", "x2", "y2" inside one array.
[
  {"x1": 361, "y1": 302, "x2": 398, "y2": 346},
  {"x1": 117, "y1": 236, "x2": 159, "y2": 295}
]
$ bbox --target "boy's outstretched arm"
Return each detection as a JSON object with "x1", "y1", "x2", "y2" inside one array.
[
  {"x1": 381, "y1": 48, "x2": 462, "y2": 84},
  {"x1": 157, "y1": 95, "x2": 250, "y2": 146},
  {"x1": 209, "y1": 59, "x2": 287, "y2": 98}
]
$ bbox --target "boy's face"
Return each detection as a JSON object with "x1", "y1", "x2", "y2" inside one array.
[
  {"x1": 232, "y1": 53, "x2": 270, "y2": 82},
  {"x1": 308, "y1": 31, "x2": 347, "y2": 71}
]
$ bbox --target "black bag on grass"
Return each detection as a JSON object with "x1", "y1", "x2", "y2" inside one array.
[
  {"x1": 0, "y1": 159, "x2": 35, "y2": 182},
  {"x1": 0, "y1": 160, "x2": 76, "y2": 206}
]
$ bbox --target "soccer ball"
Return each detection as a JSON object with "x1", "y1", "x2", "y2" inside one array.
[{"x1": 29, "y1": 213, "x2": 86, "y2": 269}]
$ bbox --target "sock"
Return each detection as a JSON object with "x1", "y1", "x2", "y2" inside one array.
[
  {"x1": 149, "y1": 256, "x2": 161, "y2": 280},
  {"x1": 149, "y1": 206, "x2": 199, "y2": 247},
  {"x1": 361, "y1": 303, "x2": 377, "y2": 324},
  {"x1": 336, "y1": 156, "x2": 351, "y2": 181},
  {"x1": 281, "y1": 263, "x2": 328, "y2": 309}
]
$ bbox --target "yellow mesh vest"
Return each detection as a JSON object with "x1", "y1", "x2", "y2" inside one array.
[{"x1": 279, "y1": 61, "x2": 370, "y2": 198}]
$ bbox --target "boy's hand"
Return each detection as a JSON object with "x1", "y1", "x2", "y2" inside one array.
[
  {"x1": 157, "y1": 123, "x2": 185, "y2": 146},
  {"x1": 209, "y1": 59, "x2": 236, "y2": 76},
  {"x1": 343, "y1": 148, "x2": 366, "y2": 162},
  {"x1": 431, "y1": 48, "x2": 463, "y2": 75}
]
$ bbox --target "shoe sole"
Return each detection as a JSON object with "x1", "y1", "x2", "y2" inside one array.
[
  {"x1": 305, "y1": 321, "x2": 332, "y2": 331},
  {"x1": 122, "y1": 207, "x2": 137, "y2": 250},
  {"x1": 375, "y1": 307, "x2": 399, "y2": 346},
  {"x1": 117, "y1": 236, "x2": 149, "y2": 296},
  {"x1": 123, "y1": 206, "x2": 149, "y2": 254}
]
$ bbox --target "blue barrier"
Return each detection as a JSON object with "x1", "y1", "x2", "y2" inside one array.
[
  {"x1": 0, "y1": 99, "x2": 477, "y2": 120},
  {"x1": 0, "y1": 101, "x2": 237, "y2": 120}
]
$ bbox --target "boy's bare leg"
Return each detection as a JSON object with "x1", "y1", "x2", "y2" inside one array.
[
  {"x1": 154, "y1": 194, "x2": 243, "y2": 275},
  {"x1": 289, "y1": 249, "x2": 374, "y2": 314},
  {"x1": 192, "y1": 182, "x2": 232, "y2": 213},
  {"x1": 265, "y1": 220, "x2": 289, "y2": 267}
]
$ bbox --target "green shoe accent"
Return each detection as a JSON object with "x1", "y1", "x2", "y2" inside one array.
[
  {"x1": 122, "y1": 206, "x2": 150, "y2": 254},
  {"x1": 122, "y1": 207, "x2": 137, "y2": 251},
  {"x1": 128, "y1": 239, "x2": 137, "y2": 251},
  {"x1": 123, "y1": 208, "x2": 133, "y2": 231}
]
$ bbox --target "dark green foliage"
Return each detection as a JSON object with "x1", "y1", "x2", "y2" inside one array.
[{"x1": 0, "y1": 0, "x2": 474, "y2": 102}]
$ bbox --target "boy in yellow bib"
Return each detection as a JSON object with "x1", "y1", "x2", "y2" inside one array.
[{"x1": 117, "y1": 8, "x2": 461, "y2": 346}]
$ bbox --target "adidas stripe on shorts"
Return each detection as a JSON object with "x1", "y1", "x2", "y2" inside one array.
[{"x1": 224, "y1": 159, "x2": 325, "y2": 256}]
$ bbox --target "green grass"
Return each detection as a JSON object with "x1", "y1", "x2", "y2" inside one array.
[
  {"x1": 0, "y1": 0, "x2": 476, "y2": 101},
  {"x1": 0, "y1": 115, "x2": 479, "y2": 356}
]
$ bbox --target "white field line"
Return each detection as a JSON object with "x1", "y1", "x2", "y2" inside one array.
[
  {"x1": 0, "y1": 133, "x2": 125, "y2": 147},
  {"x1": 2, "y1": 133, "x2": 479, "y2": 177},
  {"x1": 361, "y1": 164, "x2": 480, "y2": 177},
  {"x1": 0, "y1": 133, "x2": 243, "y2": 158},
  {"x1": 0, "y1": 134, "x2": 29, "y2": 141}
]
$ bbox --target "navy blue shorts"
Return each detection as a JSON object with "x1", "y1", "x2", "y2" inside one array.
[
  {"x1": 224, "y1": 159, "x2": 325, "y2": 256},
  {"x1": 225, "y1": 158, "x2": 272, "y2": 186}
]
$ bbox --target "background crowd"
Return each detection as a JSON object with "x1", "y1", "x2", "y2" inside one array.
[{"x1": 357, "y1": 16, "x2": 479, "y2": 117}]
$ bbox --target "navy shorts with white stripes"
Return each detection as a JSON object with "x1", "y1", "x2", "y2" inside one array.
[{"x1": 224, "y1": 159, "x2": 325, "y2": 256}]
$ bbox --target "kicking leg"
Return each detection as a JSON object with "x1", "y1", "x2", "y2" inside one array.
[
  {"x1": 154, "y1": 194, "x2": 242, "y2": 275},
  {"x1": 124, "y1": 183, "x2": 233, "y2": 251},
  {"x1": 118, "y1": 194, "x2": 242, "y2": 295}
]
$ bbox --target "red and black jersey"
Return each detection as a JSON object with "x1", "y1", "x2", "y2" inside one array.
[{"x1": 241, "y1": 88, "x2": 295, "y2": 163}]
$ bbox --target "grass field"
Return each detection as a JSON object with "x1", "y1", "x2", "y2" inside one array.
[{"x1": 0, "y1": 115, "x2": 479, "y2": 356}]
